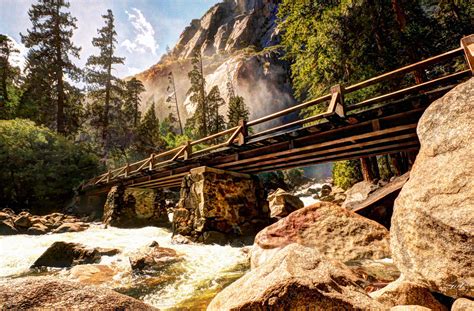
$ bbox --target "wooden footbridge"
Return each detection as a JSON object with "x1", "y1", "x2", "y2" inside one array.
[{"x1": 81, "y1": 35, "x2": 474, "y2": 195}]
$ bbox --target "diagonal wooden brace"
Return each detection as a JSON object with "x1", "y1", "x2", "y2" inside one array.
[{"x1": 327, "y1": 84, "x2": 345, "y2": 118}]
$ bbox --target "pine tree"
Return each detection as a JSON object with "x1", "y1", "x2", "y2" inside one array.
[
  {"x1": 226, "y1": 73, "x2": 249, "y2": 127},
  {"x1": 124, "y1": 77, "x2": 145, "y2": 127},
  {"x1": 207, "y1": 85, "x2": 226, "y2": 136},
  {"x1": 136, "y1": 103, "x2": 164, "y2": 155},
  {"x1": 85, "y1": 9, "x2": 125, "y2": 155},
  {"x1": 186, "y1": 52, "x2": 208, "y2": 138},
  {"x1": 0, "y1": 35, "x2": 20, "y2": 118},
  {"x1": 21, "y1": 0, "x2": 81, "y2": 135}
]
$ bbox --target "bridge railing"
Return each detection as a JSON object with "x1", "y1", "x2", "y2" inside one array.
[{"x1": 82, "y1": 34, "x2": 473, "y2": 189}]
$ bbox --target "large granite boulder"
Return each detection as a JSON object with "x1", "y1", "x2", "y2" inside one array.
[
  {"x1": 103, "y1": 185, "x2": 170, "y2": 228},
  {"x1": 267, "y1": 188, "x2": 304, "y2": 219},
  {"x1": 208, "y1": 244, "x2": 385, "y2": 310},
  {"x1": 390, "y1": 78, "x2": 474, "y2": 298},
  {"x1": 370, "y1": 277, "x2": 447, "y2": 310},
  {"x1": 0, "y1": 277, "x2": 157, "y2": 310},
  {"x1": 452, "y1": 298, "x2": 474, "y2": 311},
  {"x1": 173, "y1": 167, "x2": 269, "y2": 242},
  {"x1": 252, "y1": 202, "x2": 391, "y2": 268}
]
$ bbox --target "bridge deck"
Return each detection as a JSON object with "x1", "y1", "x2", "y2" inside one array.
[{"x1": 81, "y1": 36, "x2": 474, "y2": 195}]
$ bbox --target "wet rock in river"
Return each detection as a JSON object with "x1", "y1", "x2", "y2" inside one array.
[
  {"x1": 208, "y1": 244, "x2": 385, "y2": 310},
  {"x1": 130, "y1": 245, "x2": 183, "y2": 273},
  {"x1": 390, "y1": 78, "x2": 474, "y2": 298},
  {"x1": 0, "y1": 219, "x2": 18, "y2": 235},
  {"x1": 251, "y1": 201, "x2": 391, "y2": 269},
  {"x1": 52, "y1": 222, "x2": 89, "y2": 233},
  {"x1": 69, "y1": 264, "x2": 119, "y2": 286},
  {"x1": 31, "y1": 241, "x2": 101, "y2": 268},
  {"x1": 26, "y1": 223, "x2": 49, "y2": 235},
  {"x1": 0, "y1": 277, "x2": 157, "y2": 310}
]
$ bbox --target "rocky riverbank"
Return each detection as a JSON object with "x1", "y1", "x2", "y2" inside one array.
[{"x1": 1, "y1": 78, "x2": 473, "y2": 310}]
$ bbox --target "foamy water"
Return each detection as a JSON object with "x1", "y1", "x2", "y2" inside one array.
[{"x1": 0, "y1": 225, "x2": 249, "y2": 309}]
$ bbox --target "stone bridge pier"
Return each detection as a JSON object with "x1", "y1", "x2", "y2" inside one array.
[{"x1": 172, "y1": 166, "x2": 270, "y2": 244}]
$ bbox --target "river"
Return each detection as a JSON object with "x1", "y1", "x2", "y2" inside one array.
[{"x1": 0, "y1": 224, "x2": 249, "y2": 310}]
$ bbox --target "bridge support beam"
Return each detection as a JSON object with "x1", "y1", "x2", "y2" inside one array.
[{"x1": 173, "y1": 166, "x2": 269, "y2": 244}]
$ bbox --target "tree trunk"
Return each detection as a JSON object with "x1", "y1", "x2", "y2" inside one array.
[
  {"x1": 369, "y1": 156, "x2": 380, "y2": 180},
  {"x1": 390, "y1": 153, "x2": 403, "y2": 176},
  {"x1": 360, "y1": 157, "x2": 375, "y2": 182},
  {"x1": 1, "y1": 57, "x2": 9, "y2": 103},
  {"x1": 55, "y1": 4, "x2": 65, "y2": 134}
]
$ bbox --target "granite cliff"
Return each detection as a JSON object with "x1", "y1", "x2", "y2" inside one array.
[{"x1": 134, "y1": 0, "x2": 295, "y2": 128}]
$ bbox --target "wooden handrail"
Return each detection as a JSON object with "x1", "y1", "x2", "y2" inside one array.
[{"x1": 344, "y1": 47, "x2": 464, "y2": 93}]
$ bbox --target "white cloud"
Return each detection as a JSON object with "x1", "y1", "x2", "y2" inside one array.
[
  {"x1": 121, "y1": 8, "x2": 159, "y2": 56},
  {"x1": 6, "y1": 35, "x2": 28, "y2": 72}
]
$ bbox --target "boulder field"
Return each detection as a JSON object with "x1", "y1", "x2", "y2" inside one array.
[
  {"x1": 0, "y1": 209, "x2": 89, "y2": 235},
  {"x1": 208, "y1": 78, "x2": 474, "y2": 310}
]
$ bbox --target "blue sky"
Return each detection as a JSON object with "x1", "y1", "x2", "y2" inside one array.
[{"x1": 0, "y1": 0, "x2": 220, "y2": 77}]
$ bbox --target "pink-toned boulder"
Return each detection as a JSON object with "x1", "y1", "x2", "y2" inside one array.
[{"x1": 251, "y1": 202, "x2": 391, "y2": 268}]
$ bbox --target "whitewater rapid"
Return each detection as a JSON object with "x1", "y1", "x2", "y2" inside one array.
[{"x1": 0, "y1": 224, "x2": 249, "y2": 309}]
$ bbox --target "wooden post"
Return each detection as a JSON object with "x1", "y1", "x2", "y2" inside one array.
[
  {"x1": 237, "y1": 119, "x2": 248, "y2": 146},
  {"x1": 183, "y1": 141, "x2": 193, "y2": 160},
  {"x1": 106, "y1": 170, "x2": 111, "y2": 183},
  {"x1": 390, "y1": 153, "x2": 403, "y2": 176},
  {"x1": 328, "y1": 84, "x2": 345, "y2": 118},
  {"x1": 461, "y1": 34, "x2": 474, "y2": 75},
  {"x1": 125, "y1": 163, "x2": 130, "y2": 177},
  {"x1": 149, "y1": 154, "x2": 155, "y2": 170},
  {"x1": 360, "y1": 157, "x2": 375, "y2": 182}
]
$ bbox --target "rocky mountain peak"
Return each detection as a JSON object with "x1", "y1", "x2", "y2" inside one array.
[{"x1": 172, "y1": 0, "x2": 280, "y2": 59}]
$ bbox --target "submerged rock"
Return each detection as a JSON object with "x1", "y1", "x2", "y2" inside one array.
[
  {"x1": 130, "y1": 245, "x2": 183, "y2": 273},
  {"x1": 208, "y1": 244, "x2": 385, "y2": 310},
  {"x1": 390, "y1": 78, "x2": 474, "y2": 298},
  {"x1": 267, "y1": 188, "x2": 304, "y2": 219},
  {"x1": 370, "y1": 277, "x2": 447, "y2": 311},
  {"x1": 0, "y1": 277, "x2": 157, "y2": 310},
  {"x1": 69, "y1": 264, "x2": 119, "y2": 286},
  {"x1": 251, "y1": 202, "x2": 391, "y2": 268},
  {"x1": 32, "y1": 242, "x2": 100, "y2": 268}
]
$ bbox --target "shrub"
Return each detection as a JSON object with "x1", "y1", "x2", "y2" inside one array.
[
  {"x1": 0, "y1": 119, "x2": 101, "y2": 212},
  {"x1": 332, "y1": 160, "x2": 363, "y2": 190}
]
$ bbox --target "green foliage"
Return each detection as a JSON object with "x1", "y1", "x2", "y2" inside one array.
[
  {"x1": 332, "y1": 160, "x2": 363, "y2": 190},
  {"x1": 123, "y1": 77, "x2": 145, "y2": 128},
  {"x1": 277, "y1": 0, "x2": 473, "y2": 104},
  {"x1": 0, "y1": 34, "x2": 22, "y2": 119},
  {"x1": 378, "y1": 155, "x2": 394, "y2": 181},
  {"x1": 20, "y1": 0, "x2": 82, "y2": 135},
  {"x1": 186, "y1": 53, "x2": 226, "y2": 139},
  {"x1": 85, "y1": 9, "x2": 126, "y2": 156},
  {"x1": 226, "y1": 75, "x2": 249, "y2": 127},
  {"x1": 135, "y1": 103, "x2": 165, "y2": 155},
  {"x1": 282, "y1": 168, "x2": 307, "y2": 189},
  {"x1": 0, "y1": 119, "x2": 101, "y2": 211}
]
